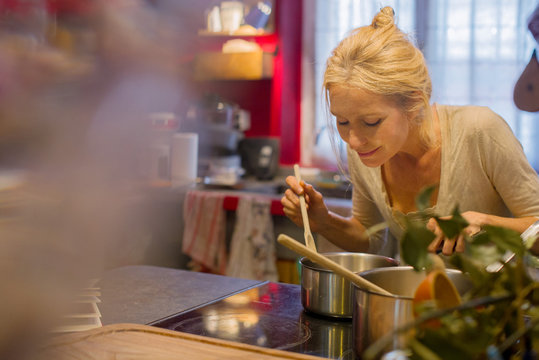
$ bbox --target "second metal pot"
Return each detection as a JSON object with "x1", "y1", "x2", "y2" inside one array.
[
  {"x1": 299, "y1": 252, "x2": 399, "y2": 318},
  {"x1": 352, "y1": 266, "x2": 473, "y2": 356}
]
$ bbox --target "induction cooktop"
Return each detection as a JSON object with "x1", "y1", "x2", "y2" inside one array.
[{"x1": 149, "y1": 281, "x2": 356, "y2": 359}]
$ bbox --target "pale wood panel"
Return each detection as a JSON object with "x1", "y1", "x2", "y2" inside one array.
[{"x1": 41, "y1": 323, "x2": 325, "y2": 360}]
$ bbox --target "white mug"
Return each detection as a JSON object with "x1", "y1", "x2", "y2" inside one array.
[
  {"x1": 220, "y1": 1, "x2": 244, "y2": 34},
  {"x1": 170, "y1": 133, "x2": 198, "y2": 186}
]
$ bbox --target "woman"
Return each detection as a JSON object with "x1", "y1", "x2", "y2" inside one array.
[{"x1": 281, "y1": 7, "x2": 539, "y2": 259}]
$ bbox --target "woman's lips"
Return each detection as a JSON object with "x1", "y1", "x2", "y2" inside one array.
[{"x1": 357, "y1": 147, "x2": 380, "y2": 157}]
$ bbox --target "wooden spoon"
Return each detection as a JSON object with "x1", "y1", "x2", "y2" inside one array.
[
  {"x1": 277, "y1": 234, "x2": 393, "y2": 296},
  {"x1": 293, "y1": 164, "x2": 317, "y2": 252}
]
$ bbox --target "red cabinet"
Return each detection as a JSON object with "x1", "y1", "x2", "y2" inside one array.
[{"x1": 181, "y1": 0, "x2": 302, "y2": 165}]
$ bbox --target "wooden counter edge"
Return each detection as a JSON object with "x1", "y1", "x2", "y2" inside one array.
[{"x1": 41, "y1": 323, "x2": 327, "y2": 360}]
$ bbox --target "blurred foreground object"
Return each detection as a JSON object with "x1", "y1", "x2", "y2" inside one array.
[
  {"x1": 514, "y1": 4, "x2": 539, "y2": 112},
  {"x1": 0, "y1": 0, "x2": 186, "y2": 359}
]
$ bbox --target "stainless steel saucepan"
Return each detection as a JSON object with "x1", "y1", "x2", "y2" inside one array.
[
  {"x1": 277, "y1": 234, "x2": 398, "y2": 318},
  {"x1": 352, "y1": 266, "x2": 473, "y2": 355},
  {"x1": 300, "y1": 252, "x2": 399, "y2": 318}
]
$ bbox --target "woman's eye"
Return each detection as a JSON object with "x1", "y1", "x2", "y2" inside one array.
[
  {"x1": 365, "y1": 118, "x2": 382, "y2": 127},
  {"x1": 336, "y1": 119, "x2": 349, "y2": 126}
]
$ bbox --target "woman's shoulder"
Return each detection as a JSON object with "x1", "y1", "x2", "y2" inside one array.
[
  {"x1": 437, "y1": 104, "x2": 512, "y2": 139},
  {"x1": 438, "y1": 104, "x2": 502, "y2": 124}
]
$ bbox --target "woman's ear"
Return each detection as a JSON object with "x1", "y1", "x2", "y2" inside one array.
[
  {"x1": 514, "y1": 49, "x2": 539, "y2": 112},
  {"x1": 403, "y1": 95, "x2": 423, "y2": 125}
]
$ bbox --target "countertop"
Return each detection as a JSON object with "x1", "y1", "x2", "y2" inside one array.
[
  {"x1": 97, "y1": 265, "x2": 266, "y2": 325},
  {"x1": 43, "y1": 266, "x2": 327, "y2": 360},
  {"x1": 94, "y1": 265, "x2": 355, "y2": 360}
]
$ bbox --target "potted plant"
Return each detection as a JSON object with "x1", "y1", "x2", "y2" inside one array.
[{"x1": 364, "y1": 186, "x2": 539, "y2": 360}]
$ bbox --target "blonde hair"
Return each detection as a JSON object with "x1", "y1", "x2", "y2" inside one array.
[{"x1": 323, "y1": 6, "x2": 435, "y2": 169}]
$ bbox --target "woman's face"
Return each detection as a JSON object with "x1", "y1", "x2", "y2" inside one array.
[{"x1": 329, "y1": 85, "x2": 412, "y2": 167}]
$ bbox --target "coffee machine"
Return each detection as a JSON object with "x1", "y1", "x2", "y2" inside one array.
[{"x1": 183, "y1": 94, "x2": 250, "y2": 185}]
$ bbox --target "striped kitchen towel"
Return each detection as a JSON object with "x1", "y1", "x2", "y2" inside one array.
[{"x1": 182, "y1": 190, "x2": 227, "y2": 274}]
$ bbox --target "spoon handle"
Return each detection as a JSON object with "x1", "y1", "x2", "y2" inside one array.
[
  {"x1": 277, "y1": 234, "x2": 392, "y2": 296},
  {"x1": 293, "y1": 164, "x2": 317, "y2": 252}
]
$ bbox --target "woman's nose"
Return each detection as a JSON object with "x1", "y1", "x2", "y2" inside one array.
[{"x1": 347, "y1": 128, "x2": 368, "y2": 148}]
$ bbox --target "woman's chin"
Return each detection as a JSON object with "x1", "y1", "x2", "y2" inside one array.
[{"x1": 359, "y1": 157, "x2": 384, "y2": 168}]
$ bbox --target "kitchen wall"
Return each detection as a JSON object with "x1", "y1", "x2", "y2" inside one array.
[
  {"x1": 155, "y1": 0, "x2": 303, "y2": 165},
  {"x1": 0, "y1": 1, "x2": 316, "y2": 279}
]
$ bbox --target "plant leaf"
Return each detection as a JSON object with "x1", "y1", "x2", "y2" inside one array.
[
  {"x1": 393, "y1": 191, "x2": 538, "y2": 357},
  {"x1": 449, "y1": 254, "x2": 491, "y2": 296},
  {"x1": 479, "y1": 226, "x2": 525, "y2": 257},
  {"x1": 418, "y1": 329, "x2": 477, "y2": 359},
  {"x1": 408, "y1": 338, "x2": 443, "y2": 360},
  {"x1": 415, "y1": 185, "x2": 437, "y2": 211},
  {"x1": 434, "y1": 206, "x2": 469, "y2": 239},
  {"x1": 470, "y1": 231, "x2": 491, "y2": 245},
  {"x1": 401, "y1": 222, "x2": 435, "y2": 271}
]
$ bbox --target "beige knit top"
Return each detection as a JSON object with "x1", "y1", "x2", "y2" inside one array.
[{"x1": 347, "y1": 104, "x2": 539, "y2": 258}]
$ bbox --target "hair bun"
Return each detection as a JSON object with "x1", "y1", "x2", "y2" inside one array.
[{"x1": 372, "y1": 6, "x2": 395, "y2": 29}]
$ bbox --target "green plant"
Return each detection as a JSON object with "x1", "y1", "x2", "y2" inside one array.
[{"x1": 364, "y1": 186, "x2": 539, "y2": 360}]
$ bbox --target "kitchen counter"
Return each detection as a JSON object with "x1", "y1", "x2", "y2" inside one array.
[
  {"x1": 98, "y1": 265, "x2": 265, "y2": 325},
  {"x1": 95, "y1": 265, "x2": 355, "y2": 360},
  {"x1": 44, "y1": 265, "x2": 328, "y2": 360}
]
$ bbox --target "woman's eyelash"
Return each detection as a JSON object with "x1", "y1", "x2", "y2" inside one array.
[
  {"x1": 336, "y1": 118, "x2": 382, "y2": 126},
  {"x1": 365, "y1": 119, "x2": 382, "y2": 127}
]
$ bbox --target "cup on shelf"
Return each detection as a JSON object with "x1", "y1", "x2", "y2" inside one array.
[
  {"x1": 220, "y1": 1, "x2": 244, "y2": 34},
  {"x1": 206, "y1": 5, "x2": 222, "y2": 32}
]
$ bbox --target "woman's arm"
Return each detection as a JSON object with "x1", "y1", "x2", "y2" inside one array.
[
  {"x1": 478, "y1": 214, "x2": 539, "y2": 233},
  {"x1": 427, "y1": 212, "x2": 539, "y2": 255},
  {"x1": 281, "y1": 176, "x2": 370, "y2": 252},
  {"x1": 428, "y1": 108, "x2": 539, "y2": 255}
]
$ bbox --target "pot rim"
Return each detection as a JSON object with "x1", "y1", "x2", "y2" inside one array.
[
  {"x1": 299, "y1": 252, "x2": 399, "y2": 273},
  {"x1": 353, "y1": 266, "x2": 465, "y2": 299}
]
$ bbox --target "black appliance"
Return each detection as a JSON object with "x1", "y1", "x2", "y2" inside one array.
[
  {"x1": 150, "y1": 281, "x2": 355, "y2": 359},
  {"x1": 238, "y1": 137, "x2": 280, "y2": 180}
]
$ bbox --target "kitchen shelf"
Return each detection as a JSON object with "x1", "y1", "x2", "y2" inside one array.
[
  {"x1": 194, "y1": 51, "x2": 274, "y2": 80},
  {"x1": 185, "y1": 0, "x2": 301, "y2": 163},
  {"x1": 197, "y1": 29, "x2": 274, "y2": 37}
]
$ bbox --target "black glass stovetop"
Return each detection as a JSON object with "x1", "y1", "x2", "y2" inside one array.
[{"x1": 149, "y1": 281, "x2": 356, "y2": 359}]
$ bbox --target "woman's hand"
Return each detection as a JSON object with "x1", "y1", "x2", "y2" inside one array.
[
  {"x1": 427, "y1": 211, "x2": 486, "y2": 255},
  {"x1": 281, "y1": 175, "x2": 330, "y2": 233}
]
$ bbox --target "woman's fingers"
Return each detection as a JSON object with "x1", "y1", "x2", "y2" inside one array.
[
  {"x1": 455, "y1": 234, "x2": 466, "y2": 253},
  {"x1": 281, "y1": 194, "x2": 303, "y2": 226},
  {"x1": 428, "y1": 233, "x2": 467, "y2": 255},
  {"x1": 303, "y1": 182, "x2": 325, "y2": 209},
  {"x1": 282, "y1": 206, "x2": 301, "y2": 221},
  {"x1": 282, "y1": 176, "x2": 329, "y2": 233},
  {"x1": 441, "y1": 236, "x2": 457, "y2": 255},
  {"x1": 428, "y1": 233, "x2": 443, "y2": 253},
  {"x1": 427, "y1": 217, "x2": 470, "y2": 255},
  {"x1": 283, "y1": 188, "x2": 300, "y2": 206},
  {"x1": 465, "y1": 224, "x2": 481, "y2": 237},
  {"x1": 427, "y1": 218, "x2": 443, "y2": 253},
  {"x1": 281, "y1": 191, "x2": 302, "y2": 217},
  {"x1": 285, "y1": 175, "x2": 304, "y2": 195},
  {"x1": 441, "y1": 234, "x2": 467, "y2": 255}
]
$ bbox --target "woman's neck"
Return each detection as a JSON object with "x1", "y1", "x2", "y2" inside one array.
[{"x1": 395, "y1": 104, "x2": 440, "y2": 161}]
